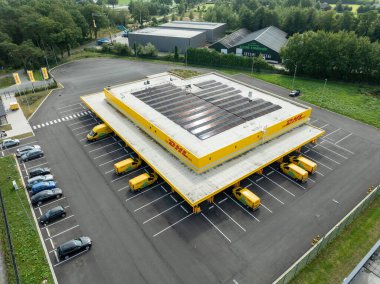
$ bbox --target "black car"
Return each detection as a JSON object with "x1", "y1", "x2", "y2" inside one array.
[
  {"x1": 29, "y1": 167, "x2": 51, "y2": 178},
  {"x1": 39, "y1": 206, "x2": 66, "y2": 225},
  {"x1": 16, "y1": 145, "x2": 41, "y2": 157},
  {"x1": 57, "y1": 236, "x2": 92, "y2": 260},
  {"x1": 289, "y1": 90, "x2": 301, "y2": 97},
  {"x1": 21, "y1": 148, "x2": 44, "y2": 162},
  {"x1": 31, "y1": 188, "x2": 63, "y2": 206}
]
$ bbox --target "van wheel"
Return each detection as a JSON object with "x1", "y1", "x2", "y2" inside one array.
[
  {"x1": 57, "y1": 194, "x2": 61, "y2": 198},
  {"x1": 39, "y1": 154, "x2": 43, "y2": 158},
  {"x1": 37, "y1": 201, "x2": 42, "y2": 206},
  {"x1": 85, "y1": 246, "x2": 90, "y2": 251},
  {"x1": 61, "y1": 213, "x2": 66, "y2": 218},
  {"x1": 65, "y1": 255, "x2": 69, "y2": 260}
]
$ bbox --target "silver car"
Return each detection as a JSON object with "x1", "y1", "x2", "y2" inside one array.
[
  {"x1": 27, "y1": 174, "x2": 54, "y2": 189},
  {"x1": 16, "y1": 145, "x2": 41, "y2": 157}
]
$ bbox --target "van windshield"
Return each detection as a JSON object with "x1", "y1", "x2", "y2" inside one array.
[{"x1": 89, "y1": 130, "x2": 95, "y2": 137}]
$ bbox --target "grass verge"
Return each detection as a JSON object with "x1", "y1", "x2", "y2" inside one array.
[
  {"x1": 0, "y1": 76, "x2": 14, "y2": 88},
  {"x1": 16, "y1": 89, "x2": 51, "y2": 119},
  {"x1": 170, "y1": 69, "x2": 203, "y2": 79},
  {"x1": 291, "y1": 193, "x2": 380, "y2": 284},
  {"x1": 0, "y1": 156, "x2": 53, "y2": 284},
  {"x1": 32, "y1": 70, "x2": 43, "y2": 81},
  {"x1": 0, "y1": 124, "x2": 12, "y2": 131}
]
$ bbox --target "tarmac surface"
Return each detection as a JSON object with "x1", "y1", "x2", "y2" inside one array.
[{"x1": 9, "y1": 58, "x2": 379, "y2": 284}]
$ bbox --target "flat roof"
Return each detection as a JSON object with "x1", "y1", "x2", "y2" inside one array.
[
  {"x1": 81, "y1": 92, "x2": 324, "y2": 206},
  {"x1": 107, "y1": 73, "x2": 309, "y2": 157},
  {"x1": 160, "y1": 21, "x2": 226, "y2": 30},
  {"x1": 129, "y1": 27, "x2": 205, "y2": 38}
]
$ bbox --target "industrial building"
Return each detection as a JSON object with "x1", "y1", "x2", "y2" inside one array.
[
  {"x1": 128, "y1": 27, "x2": 207, "y2": 53},
  {"x1": 160, "y1": 21, "x2": 226, "y2": 42},
  {"x1": 81, "y1": 72, "x2": 324, "y2": 212},
  {"x1": 210, "y1": 26, "x2": 288, "y2": 62}
]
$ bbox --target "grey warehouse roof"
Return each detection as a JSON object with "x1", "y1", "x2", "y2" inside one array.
[
  {"x1": 160, "y1": 21, "x2": 225, "y2": 30},
  {"x1": 235, "y1": 26, "x2": 288, "y2": 53},
  {"x1": 211, "y1": 28, "x2": 251, "y2": 49},
  {"x1": 129, "y1": 27, "x2": 205, "y2": 38}
]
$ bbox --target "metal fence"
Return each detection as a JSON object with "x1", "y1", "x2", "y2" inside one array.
[{"x1": 274, "y1": 185, "x2": 380, "y2": 284}]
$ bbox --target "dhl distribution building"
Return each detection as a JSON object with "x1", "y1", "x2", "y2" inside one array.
[{"x1": 81, "y1": 72, "x2": 324, "y2": 212}]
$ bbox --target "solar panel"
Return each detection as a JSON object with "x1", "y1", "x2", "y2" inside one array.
[{"x1": 131, "y1": 81, "x2": 281, "y2": 140}]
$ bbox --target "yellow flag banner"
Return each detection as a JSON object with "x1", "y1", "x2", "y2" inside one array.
[
  {"x1": 27, "y1": 70, "x2": 35, "y2": 82},
  {"x1": 41, "y1": 67, "x2": 49, "y2": 80},
  {"x1": 12, "y1": 73, "x2": 21, "y2": 85}
]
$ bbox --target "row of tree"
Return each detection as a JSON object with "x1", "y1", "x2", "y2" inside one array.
[
  {"x1": 281, "y1": 30, "x2": 380, "y2": 81},
  {"x1": 204, "y1": 0, "x2": 380, "y2": 41}
]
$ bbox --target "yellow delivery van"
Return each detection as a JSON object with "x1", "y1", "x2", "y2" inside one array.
[
  {"x1": 114, "y1": 158, "x2": 142, "y2": 175},
  {"x1": 280, "y1": 162, "x2": 309, "y2": 183},
  {"x1": 289, "y1": 156, "x2": 317, "y2": 174},
  {"x1": 232, "y1": 187, "x2": 261, "y2": 210},
  {"x1": 129, "y1": 172, "x2": 158, "y2": 191},
  {"x1": 87, "y1": 123, "x2": 113, "y2": 141}
]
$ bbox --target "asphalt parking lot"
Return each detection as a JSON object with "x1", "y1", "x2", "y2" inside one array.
[{"x1": 7, "y1": 59, "x2": 379, "y2": 284}]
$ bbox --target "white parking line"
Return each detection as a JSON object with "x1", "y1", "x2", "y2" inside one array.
[
  {"x1": 201, "y1": 213, "x2": 231, "y2": 243},
  {"x1": 53, "y1": 249, "x2": 89, "y2": 267},
  {"x1": 68, "y1": 115, "x2": 73, "y2": 119},
  {"x1": 260, "y1": 203, "x2": 273, "y2": 213},
  {"x1": 71, "y1": 122, "x2": 97, "y2": 131},
  {"x1": 266, "y1": 171, "x2": 274, "y2": 176},
  {"x1": 301, "y1": 153, "x2": 333, "y2": 170},
  {"x1": 134, "y1": 192, "x2": 172, "y2": 212},
  {"x1": 170, "y1": 195, "x2": 178, "y2": 203},
  {"x1": 88, "y1": 141, "x2": 119, "y2": 153},
  {"x1": 314, "y1": 144, "x2": 348, "y2": 159},
  {"x1": 20, "y1": 140, "x2": 39, "y2": 146},
  {"x1": 180, "y1": 205, "x2": 189, "y2": 213},
  {"x1": 248, "y1": 179, "x2": 285, "y2": 205},
  {"x1": 315, "y1": 171, "x2": 324, "y2": 176},
  {"x1": 37, "y1": 125, "x2": 41, "y2": 128},
  {"x1": 111, "y1": 166, "x2": 149, "y2": 182},
  {"x1": 35, "y1": 197, "x2": 66, "y2": 209},
  {"x1": 223, "y1": 193, "x2": 260, "y2": 222},
  {"x1": 83, "y1": 136, "x2": 112, "y2": 146},
  {"x1": 321, "y1": 139, "x2": 354, "y2": 154},
  {"x1": 41, "y1": 123, "x2": 45, "y2": 127},
  {"x1": 26, "y1": 162, "x2": 49, "y2": 170},
  {"x1": 214, "y1": 203, "x2": 246, "y2": 232},
  {"x1": 45, "y1": 224, "x2": 80, "y2": 241},
  {"x1": 93, "y1": 148, "x2": 123, "y2": 159},
  {"x1": 98, "y1": 154, "x2": 129, "y2": 166},
  {"x1": 304, "y1": 146, "x2": 341, "y2": 164},
  {"x1": 68, "y1": 117, "x2": 96, "y2": 126},
  {"x1": 61, "y1": 117, "x2": 66, "y2": 121},
  {"x1": 218, "y1": 197, "x2": 228, "y2": 204},
  {"x1": 256, "y1": 177, "x2": 264, "y2": 182},
  {"x1": 319, "y1": 123, "x2": 329, "y2": 129},
  {"x1": 153, "y1": 213, "x2": 194, "y2": 238},
  {"x1": 264, "y1": 171, "x2": 299, "y2": 194},
  {"x1": 323, "y1": 128, "x2": 341, "y2": 138},
  {"x1": 33, "y1": 126, "x2": 37, "y2": 129},
  {"x1": 269, "y1": 167, "x2": 306, "y2": 190},
  {"x1": 57, "y1": 103, "x2": 81, "y2": 110},
  {"x1": 117, "y1": 185, "x2": 129, "y2": 192},
  {"x1": 105, "y1": 169, "x2": 114, "y2": 174},
  {"x1": 41, "y1": 215, "x2": 75, "y2": 229},
  {"x1": 335, "y1": 133, "x2": 353, "y2": 145},
  {"x1": 75, "y1": 130, "x2": 89, "y2": 136},
  {"x1": 143, "y1": 201, "x2": 185, "y2": 224},
  {"x1": 125, "y1": 182, "x2": 165, "y2": 202},
  {"x1": 60, "y1": 106, "x2": 83, "y2": 114},
  {"x1": 57, "y1": 119, "x2": 61, "y2": 123},
  {"x1": 310, "y1": 119, "x2": 318, "y2": 124}
]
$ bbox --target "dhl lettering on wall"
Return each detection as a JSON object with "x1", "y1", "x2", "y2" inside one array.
[
  {"x1": 166, "y1": 138, "x2": 192, "y2": 162},
  {"x1": 283, "y1": 114, "x2": 305, "y2": 128}
]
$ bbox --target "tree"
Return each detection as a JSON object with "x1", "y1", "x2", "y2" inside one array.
[
  {"x1": 108, "y1": 0, "x2": 119, "y2": 8},
  {"x1": 189, "y1": 10, "x2": 194, "y2": 20}
]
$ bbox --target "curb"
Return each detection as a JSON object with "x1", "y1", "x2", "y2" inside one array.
[{"x1": 14, "y1": 156, "x2": 58, "y2": 284}]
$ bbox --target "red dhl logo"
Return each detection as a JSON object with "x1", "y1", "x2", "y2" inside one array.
[
  {"x1": 284, "y1": 114, "x2": 304, "y2": 127},
  {"x1": 167, "y1": 139, "x2": 192, "y2": 161}
]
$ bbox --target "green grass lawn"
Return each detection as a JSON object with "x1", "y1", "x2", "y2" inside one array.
[
  {"x1": 32, "y1": 70, "x2": 43, "y2": 81},
  {"x1": 331, "y1": 4, "x2": 360, "y2": 13},
  {"x1": 16, "y1": 89, "x2": 51, "y2": 119},
  {"x1": 291, "y1": 193, "x2": 380, "y2": 284},
  {"x1": 118, "y1": 0, "x2": 131, "y2": 4},
  {"x1": 0, "y1": 156, "x2": 53, "y2": 284},
  {"x1": 0, "y1": 76, "x2": 14, "y2": 88},
  {"x1": 170, "y1": 68, "x2": 202, "y2": 78}
]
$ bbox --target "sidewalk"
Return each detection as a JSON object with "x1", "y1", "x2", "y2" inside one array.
[{"x1": 1, "y1": 93, "x2": 33, "y2": 138}]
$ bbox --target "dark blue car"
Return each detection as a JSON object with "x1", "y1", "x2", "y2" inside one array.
[{"x1": 31, "y1": 181, "x2": 57, "y2": 195}]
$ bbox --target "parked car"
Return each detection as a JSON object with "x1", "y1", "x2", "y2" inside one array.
[
  {"x1": 29, "y1": 167, "x2": 51, "y2": 178},
  {"x1": 57, "y1": 236, "x2": 92, "y2": 260},
  {"x1": 0, "y1": 130, "x2": 6, "y2": 138},
  {"x1": 27, "y1": 174, "x2": 54, "y2": 189},
  {"x1": 39, "y1": 206, "x2": 66, "y2": 225},
  {"x1": 289, "y1": 90, "x2": 301, "y2": 97},
  {"x1": 21, "y1": 148, "x2": 44, "y2": 162},
  {"x1": 30, "y1": 181, "x2": 57, "y2": 195},
  {"x1": 1, "y1": 139, "x2": 20, "y2": 149},
  {"x1": 31, "y1": 188, "x2": 63, "y2": 206},
  {"x1": 16, "y1": 145, "x2": 41, "y2": 157},
  {"x1": 96, "y1": 38, "x2": 111, "y2": 46}
]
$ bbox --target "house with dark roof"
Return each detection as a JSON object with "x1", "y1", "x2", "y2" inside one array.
[{"x1": 210, "y1": 26, "x2": 288, "y2": 62}]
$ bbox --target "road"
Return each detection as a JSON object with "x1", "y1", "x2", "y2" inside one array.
[{"x1": 24, "y1": 58, "x2": 380, "y2": 284}]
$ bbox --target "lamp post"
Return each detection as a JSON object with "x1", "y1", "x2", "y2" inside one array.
[{"x1": 291, "y1": 63, "x2": 297, "y2": 90}]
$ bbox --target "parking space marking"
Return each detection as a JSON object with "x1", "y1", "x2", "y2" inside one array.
[
  {"x1": 105, "y1": 169, "x2": 114, "y2": 174},
  {"x1": 61, "y1": 117, "x2": 66, "y2": 121},
  {"x1": 46, "y1": 227, "x2": 51, "y2": 237},
  {"x1": 314, "y1": 143, "x2": 349, "y2": 159},
  {"x1": 310, "y1": 119, "x2": 318, "y2": 124},
  {"x1": 60, "y1": 106, "x2": 83, "y2": 114},
  {"x1": 93, "y1": 148, "x2": 123, "y2": 159},
  {"x1": 304, "y1": 146, "x2": 341, "y2": 164},
  {"x1": 323, "y1": 128, "x2": 341, "y2": 138},
  {"x1": 260, "y1": 203, "x2": 273, "y2": 213},
  {"x1": 42, "y1": 123, "x2": 45, "y2": 127},
  {"x1": 33, "y1": 126, "x2": 37, "y2": 129},
  {"x1": 264, "y1": 171, "x2": 298, "y2": 194},
  {"x1": 269, "y1": 166, "x2": 307, "y2": 189},
  {"x1": 88, "y1": 141, "x2": 119, "y2": 153},
  {"x1": 68, "y1": 117, "x2": 96, "y2": 126},
  {"x1": 68, "y1": 115, "x2": 73, "y2": 119},
  {"x1": 223, "y1": 193, "x2": 260, "y2": 222},
  {"x1": 45, "y1": 224, "x2": 80, "y2": 241},
  {"x1": 57, "y1": 119, "x2": 61, "y2": 123},
  {"x1": 49, "y1": 239, "x2": 54, "y2": 249},
  {"x1": 98, "y1": 154, "x2": 129, "y2": 166},
  {"x1": 35, "y1": 197, "x2": 66, "y2": 209},
  {"x1": 315, "y1": 171, "x2": 324, "y2": 176},
  {"x1": 266, "y1": 171, "x2": 274, "y2": 176},
  {"x1": 57, "y1": 103, "x2": 81, "y2": 110},
  {"x1": 53, "y1": 249, "x2": 89, "y2": 267},
  {"x1": 334, "y1": 132, "x2": 353, "y2": 144},
  {"x1": 75, "y1": 130, "x2": 91, "y2": 136},
  {"x1": 248, "y1": 179, "x2": 285, "y2": 205},
  {"x1": 117, "y1": 185, "x2": 129, "y2": 191},
  {"x1": 214, "y1": 203, "x2": 246, "y2": 232},
  {"x1": 301, "y1": 153, "x2": 333, "y2": 170},
  {"x1": 37, "y1": 125, "x2": 41, "y2": 128},
  {"x1": 83, "y1": 136, "x2": 112, "y2": 146},
  {"x1": 180, "y1": 205, "x2": 189, "y2": 213},
  {"x1": 20, "y1": 140, "x2": 39, "y2": 146},
  {"x1": 218, "y1": 198, "x2": 228, "y2": 204},
  {"x1": 319, "y1": 123, "x2": 329, "y2": 129},
  {"x1": 134, "y1": 192, "x2": 172, "y2": 212},
  {"x1": 170, "y1": 195, "x2": 178, "y2": 203},
  {"x1": 111, "y1": 165, "x2": 149, "y2": 183},
  {"x1": 41, "y1": 215, "x2": 75, "y2": 229},
  {"x1": 71, "y1": 122, "x2": 98, "y2": 131},
  {"x1": 320, "y1": 139, "x2": 354, "y2": 154},
  {"x1": 143, "y1": 201, "x2": 185, "y2": 224},
  {"x1": 125, "y1": 182, "x2": 165, "y2": 202},
  {"x1": 26, "y1": 162, "x2": 48, "y2": 170},
  {"x1": 201, "y1": 213, "x2": 231, "y2": 243},
  {"x1": 153, "y1": 213, "x2": 194, "y2": 238},
  {"x1": 256, "y1": 177, "x2": 264, "y2": 182}
]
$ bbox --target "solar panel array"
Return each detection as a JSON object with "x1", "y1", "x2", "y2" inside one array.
[{"x1": 131, "y1": 81, "x2": 281, "y2": 140}]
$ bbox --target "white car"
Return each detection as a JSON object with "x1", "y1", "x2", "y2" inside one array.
[
  {"x1": 16, "y1": 145, "x2": 41, "y2": 157},
  {"x1": 1, "y1": 139, "x2": 20, "y2": 149}
]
